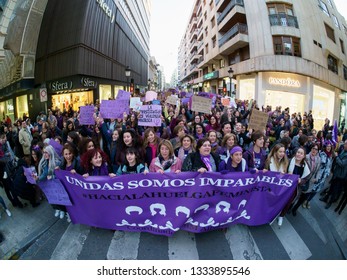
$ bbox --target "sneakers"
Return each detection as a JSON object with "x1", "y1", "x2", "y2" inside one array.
[
  {"x1": 5, "y1": 209, "x2": 11, "y2": 217},
  {"x1": 66, "y1": 213, "x2": 71, "y2": 223},
  {"x1": 54, "y1": 209, "x2": 60, "y2": 217},
  {"x1": 302, "y1": 201, "x2": 307, "y2": 208},
  {"x1": 59, "y1": 211, "x2": 64, "y2": 219},
  {"x1": 306, "y1": 201, "x2": 311, "y2": 209},
  {"x1": 3, "y1": 171, "x2": 7, "y2": 179},
  {"x1": 277, "y1": 216, "x2": 283, "y2": 226}
]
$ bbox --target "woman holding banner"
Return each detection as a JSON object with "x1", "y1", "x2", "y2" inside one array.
[
  {"x1": 80, "y1": 148, "x2": 116, "y2": 178},
  {"x1": 264, "y1": 143, "x2": 289, "y2": 173},
  {"x1": 149, "y1": 140, "x2": 182, "y2": 174},
  {"x1": 34, "y1": 145, "x2": 63, "y2": 218},
  {"x1": 277, "y1": 147, "x2": 310, "y2": 226},
  {"x1": 218, "y1": 146, "x2": 248, "y2": 173},
  {"x1": 182, "y1": 138, "x2": 220, "y2": 173}
]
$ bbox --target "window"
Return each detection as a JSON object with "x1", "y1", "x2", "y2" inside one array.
[
  {"x1": 205, "y1": 43, "x2": 209, "y2": 54},
  {"x1": 205, "y1": 26, "x2": 208, "y2": 36},
  {"x1": 212, "y1": 36, "x2": 216, "y2": 48},
  {"x1": 211, "y1": 16, "x2": 215, "y2": 28},
  {"x1": 209, "y1": 0, "x2": 213, "y2": 10},
  {"x1": 333, "y1": 15, "x2": 340, "y2": 29},
  {"x1": 340, "y1": 39, "x2": 345, "y2": 54},
  {"x1": 318, "y1": 0, "x2": 330, "y2": 16},
  {"x1": 325, "y1": 23, "x2": 335, "y2": 42},
  {"x1": 327, "y1": 55, "x2": 338, "y2": 74},
  {"x1": 343, "y1": 65, "x2": 347, "y2": 80},
  {"x1": 267, "y1": 3, "x2": 298, "y2": 28},
  {"x1": 219, "y1": 59, "x2": 225, "y2": 68},
  {"x1": 273, "y1": 36, "x2": 301, "y2": 56}
]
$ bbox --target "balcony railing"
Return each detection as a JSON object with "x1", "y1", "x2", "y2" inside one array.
[
  {"x1": 215, "y1": 0, "x2": 221, "y2": 6},
  {"x1": 218, "y1": 23, "x2": 248, "y2": 47},
  {"x1": 190, "y1": 64, "x2": 197, "y2": 71},
  {"x1": 197, "y1": 41, "x2": 204, "y2": 50},
  {"x1": 217, "y1": 0, "x2": 244, "y2": 25},
  {"x1": 269, "y1": 14, "x2": 299, "y2": 28}
]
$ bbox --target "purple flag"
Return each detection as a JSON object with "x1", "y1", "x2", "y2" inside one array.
[
  {"x1": 39, "y1": 179, "x2": 72, "y2": 206},
  {"x1": 23, "y1": 167, "x2": 37, "y2": 185},
  {"x1": 55, "y1": 170, "x2": 298, "y2": 236}
]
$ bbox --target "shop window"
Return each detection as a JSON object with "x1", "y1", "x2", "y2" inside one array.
[
  {"x1": 333, "y1": 15, "x2": 340, "y2": 29},
  {"x1": 340, "y1": 39, "x2": 345, "y2": 54},
  {"x1": 273, "y1": 36, "x2": 301, "y2": 56},
  {"x1": 327, "y1": 55, "x2": 338, "y2": 74},
  {"x1": 99, "y1": 84, "x2": 112, "y2": 100},
  {"x1": 343, "y1": 65, "x2": 347, "y2": 80},
  {"x1": 318, "y1": 0, "x2": 330, "y2": 17},
  {"x1": 16, "y1": 95, "x2": 29, "y2": 119},
  {"x1": 325, "y1": 23, "x2": 335, "y2": 43}
]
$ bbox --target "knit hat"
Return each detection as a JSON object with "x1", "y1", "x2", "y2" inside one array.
[{"x1": 230, "y1": 146, "x2": 242, "y2": 156}]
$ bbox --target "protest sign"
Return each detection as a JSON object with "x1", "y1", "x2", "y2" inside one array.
[
  {"x1": 116, "y1": 89, "x2": 131, "y2": 100},
  {"x1": 55, "y1": 170, "x2": 298, "y2": 236},
  {"x1": 191, "y1": 96, "x2": 212, "y2": 114},
  {"x1": 145, "y1": 91, "x2": 158, "y2": 102},
  {"x1": 39, "y1": 179, "x2": 72, "y2": 206},
  {"x1": 49, "y1": 138, "x2": 63, "y2": 156},
  {"x1": 248, "y1": 109, "x2": 269, "y2": 132},
  {"x1": 152, "y1": 100, "x2": 161, "y2": 105},
  {"x1": 130, "y1": 97, "x2": 142, "y2": 109},
  {"x1": 23, "y1": 167, "x2": 37, "y2": 185},
  {"x1": 100, "y1": 99, "x2": 129, "y2": 119},
  {"x1": 79, "y1": 105, "x2": 95, "y2": 125},
  {"x1": 221, "y1": 98, "x2": 230, "y2": 107},
  {"x1": 138, "y1": 105, "x2": 162, "y2": 127},
  {"x1": 166, "y1": 95, "x2": 178, "y2": 105}
]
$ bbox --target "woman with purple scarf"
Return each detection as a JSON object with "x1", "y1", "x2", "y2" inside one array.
[
  {"x1": 80, "y1": 148, "x2": 116, "y2": 178},
  {"x1": 219, "y1": 146, "x2": 249, "y2": 173},
  {"x1": 182, "y1": 138, "x2": 220, "y2": 173}
]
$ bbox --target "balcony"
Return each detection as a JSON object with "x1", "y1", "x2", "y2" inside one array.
[
  {"x1": 269, "y1": 14, "x2": 299, "y2": 28},
  {"x1": 197, "y1": 40, "x2": 204, "y2": 50},
  {"x1": 219, "y1": 23, "x2": 248, "y2": 47},
  {"x1": 217, "y1": 0, "x2": 244, "y2": 25},
  {"x1": 190, "y1": 63, "x2": 198, "y2": 71},
  {"x1": 215, "y1": 0, "x2": 221, "y2": 6}
]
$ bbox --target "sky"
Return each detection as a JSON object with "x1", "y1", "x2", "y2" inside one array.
[
  {"x1": 149, "y1": 0, "x2": 194, "y2": 80},
  {"x1": 149, "y1": 0, "x2": 347, "y2": 80}
]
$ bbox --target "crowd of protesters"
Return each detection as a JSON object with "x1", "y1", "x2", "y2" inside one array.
[{"x1": 0, "y1": 92, "x2": 347, "y2": 232}]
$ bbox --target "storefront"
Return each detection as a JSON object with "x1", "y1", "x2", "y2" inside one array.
[
  {"x1": 51, "y1": 91, "x2": 94, "y2": 112},
  {"x1": 0, "y1": 99, "x2": 15, "y2": 122},
  {"x1": 16, "y1": 95, "x2": 29, "y2": 119}
]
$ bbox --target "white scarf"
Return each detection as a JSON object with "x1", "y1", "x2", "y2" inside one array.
[{"x1": 288, "y1": 157, "x2": 310, "y2": 178}]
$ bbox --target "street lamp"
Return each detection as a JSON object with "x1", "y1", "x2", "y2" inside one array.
[
  {"x1": 228, "y1": 67, "x2": 234, "y2": 97},
  {"x1": 125, "y1": 66, "x2": 131, "y2": 92}
]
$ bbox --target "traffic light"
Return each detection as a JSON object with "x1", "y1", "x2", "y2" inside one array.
[{"x1": 130, "y1": 78, "x2": 134, "y2": 93}]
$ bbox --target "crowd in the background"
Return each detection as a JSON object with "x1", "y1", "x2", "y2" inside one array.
[{"x1": 0, "y1": 92, "x2": 347, "y2": 228}]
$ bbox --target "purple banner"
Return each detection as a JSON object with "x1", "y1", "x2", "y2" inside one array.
[
  {"x1": 79, "y1": 105, "x2": 95, "y2": 125},
  {"x1": 55, "y1": 170, "x2": 298, "y2": 236},
  {"x1": 23, "y1": 167, "x2": 37, "y2": 185},
  {"x1": 100, "y1": 100, "x2": 129, "y2": 119},
  {"x1": 38, "y1": 179, "x2": 72, "y2": 206}
]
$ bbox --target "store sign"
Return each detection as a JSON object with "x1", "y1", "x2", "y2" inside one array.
[
  {"x1": 50, "y1": 81, "x2": 73, "y2": 92},
  {"x1": 81, "y1": 77, "x2": 97, "y2": 88},
  {"x1": 268, "y1": 77, "x2": 301, "y2": 88},
  {"x1": 203, "y1": 71, "x2": 219, "y2": 81},
  {"x1": 96, "y1": 0, "x2": 115, "y2": 23}
]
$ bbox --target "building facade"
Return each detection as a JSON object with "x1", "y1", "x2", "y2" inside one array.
[
  {"x1": 0, "y1": 0, "x2": 151, "y2": 120},
  {"x1": 178, "y1": 0, "x2": 347, "y2": 130}
]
